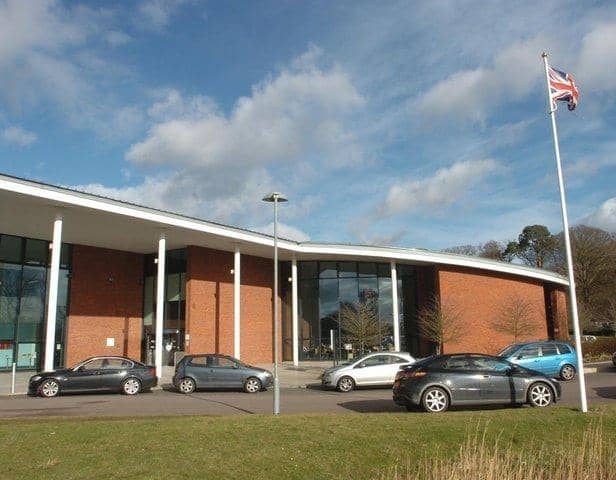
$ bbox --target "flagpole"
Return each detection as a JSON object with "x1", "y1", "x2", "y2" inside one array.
[{"x1": 541, "y1": 51, "x2": 588, "y2": 413}]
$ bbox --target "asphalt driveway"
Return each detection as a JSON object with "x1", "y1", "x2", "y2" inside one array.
[{"x1": 0, "y1": 370, "x2": 614, "y2": 418}]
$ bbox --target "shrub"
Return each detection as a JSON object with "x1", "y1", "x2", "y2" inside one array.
[{"x1": 582, "y1": 337, "x2": 616, "y2": 361}]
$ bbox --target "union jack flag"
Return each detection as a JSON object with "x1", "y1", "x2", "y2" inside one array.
[{"x1": 548, "y1": 66, "x2": 579, "y2": 111}]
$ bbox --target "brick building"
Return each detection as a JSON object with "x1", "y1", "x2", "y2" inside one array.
[{"x1": 0, "y1": 173, "x2": 569, "y2": 376}]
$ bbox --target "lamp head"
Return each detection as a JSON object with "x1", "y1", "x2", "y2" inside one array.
[{"x1": 262, "y1": 192, "x2": 288, "y2": 203}]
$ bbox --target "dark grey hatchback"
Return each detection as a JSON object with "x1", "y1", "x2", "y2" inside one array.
[
  {"x1": 173, "y1": 354, "x2": 273, "y2": 394},
  {"x1": 393, "y1": 354, "x2": 561, "y2": 413},
  {"x1": 28, "y1": 356, "x2": 157, "y2": 397}
]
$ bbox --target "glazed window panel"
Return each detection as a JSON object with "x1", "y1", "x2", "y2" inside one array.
[
  {"x1": 0, "y1": 235, "x2": 22, "y2": 263},
  {"x1": 24, "y1": 239, "x2": 48, "y2": 266},
  {"x1": 298, "y1": 261, "x2": 405, "y2": 361},
  {"x1": 319, "y1": 262, "x2": 337, "y2": 279},
  {"x1": 17, "y1": 266, "x2": 47, "y2": 342},
  {"x1": 338, "y1": 262, "x2": 356, "y2": 278}
]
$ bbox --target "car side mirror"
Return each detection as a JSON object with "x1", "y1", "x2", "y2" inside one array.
[
  {"x1": 515, "y1": 355, "x2": 523, "y2": 360},
  {"x1": 356, "y1": 362, "x2": 365, "y2": 369}
]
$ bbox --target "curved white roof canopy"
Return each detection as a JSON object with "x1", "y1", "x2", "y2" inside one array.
[{"x1": 0, "y1": 173, "x2": 568, "y2": 286}]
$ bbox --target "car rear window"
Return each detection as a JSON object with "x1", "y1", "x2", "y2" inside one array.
[
  {"x1": 541, "y1": 345, "x2": 558, "y2": 356},
  {"x1": 444, "y1": 357, "x2": 477, "y2": 371},
  {"x1": 104, "y1": 359, "x2": 133, "y2": 369},
  {"x1": 391, "y1": 356, "x2": 411, "y2": 364},
  {"x1": 188, "y1": 356, "x2": 208, "y2": 366}
]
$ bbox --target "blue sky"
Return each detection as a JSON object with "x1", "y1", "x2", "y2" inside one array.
[{"x1": 1, "y1": 0, "x2": 615, "y2": 249}]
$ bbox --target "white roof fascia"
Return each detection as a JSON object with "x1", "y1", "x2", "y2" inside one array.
[{"x1": 0, "y1": 175, "x2": 569, "y2": 287}]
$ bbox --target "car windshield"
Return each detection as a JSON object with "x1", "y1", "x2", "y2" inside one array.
[{"x1": 498, "y1": 345, "x2": 522, "y2": 357}]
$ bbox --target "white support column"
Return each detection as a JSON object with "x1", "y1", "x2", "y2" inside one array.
[
  {"x1": 233, "y1": 247, "x2": 241, "y2": 359},
  {"x1": 291, "y1": 256, "x2": 299, "y2": 366},
  {"x1": 155, "y1": 235, "x2": 166, "y2": 379},
  {"x1": 391, "y1": 260, "x2": 400, "y2": 352},
  {"x1": 44, "y1": 216, "x2": 63, "y2": 372}
]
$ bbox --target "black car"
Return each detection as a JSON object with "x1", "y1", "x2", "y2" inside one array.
[
  {"x1": 393, "y1": 354, "x2": 561, "y2": 413},
  {"x1": 173, "y1": 354, "x2": 273, "y2": 393},
  {"x1": 28, "y1": 356, "x2": 158, "y2": 397}
]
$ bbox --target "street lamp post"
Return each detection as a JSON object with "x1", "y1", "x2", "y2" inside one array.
[{"x1": 262, "y1": 192, "x2": 287, "y2": 415}]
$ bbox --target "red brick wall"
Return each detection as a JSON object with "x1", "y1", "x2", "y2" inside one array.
[
  {"x1": 552, "y1": 288, "x2": 570, "y2": 340},
  {"x1": 185, "y1": 247, "x2": 278, "y2": 364},
  {"x1": 240, "y1": 255, "x2": 278, "y2": 364},
  {"x1": 66, "y1": 245, "x2": 143, "y2": 366},
  {"x1": 185, "y1": 246, "x2": 234, "y2": 355},
  {"x1": 437, "y1": 266, "x2": 550, "y2": 355}
]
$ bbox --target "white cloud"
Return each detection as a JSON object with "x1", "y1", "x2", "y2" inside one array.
[
  {"x1": 582, "y1": 198, "x2": 616, "y2": 232},
  {"x1": 73, "y1": 168, "x2": 274, "y2": 223},
  {"x1": 136, "y1": 0, "x2": 189, "y2": 31},
  {"x1": 127, "y1": 59, "x2": 364, "y2": 169},
  {"x1": 1, "y1": 126, "x2": 37, "y2": 147},
  {"x1": 380, "y1": 158, "x2": 500, "y2": 216},
  {"x1": 253, "y1": 222, "x2": 311, "y2": 242},
  {"x1": 417, "y1": 36, "x2": 548, "y2": 123},
  {"x1": 577, "y1": 22, "x2": 616, "y2": 91},
  {"x1": 0, "y1": 1, "x2": 143, "y2": 138},
  {"x1": 74, "y1": 49, "x2": 364, "y2": 228},
  {"x1": 105, "y1": 30, "x2": 132, "y2": 47}
]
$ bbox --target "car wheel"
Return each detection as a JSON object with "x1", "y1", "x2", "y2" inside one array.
[
  {"x1": 178, "y1": 377, "x2": 196, "y2": 394},
  {"x1": 559, "y1": 364, "x2": 576, "y2": 381},
  {"x1": 39, "y1": 379, "x2": 60, "y2": 398},
  {"x1": 528, "y1": 382, "x2": 553, "y2": 408},
  {"x1": 336, "y1": 376, "x2": 355, "y2": 393},
  {"x1": 421, "y1": 387, "x2": 449, "y2": 413},
  {"x1": 244, "y1": 377, "x2": 261, "y2": 393},
  {"x1": 122, "y1": 378, "x2": 141, "y2": 395}
]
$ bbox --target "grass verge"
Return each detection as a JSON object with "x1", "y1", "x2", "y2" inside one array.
[{"x1": 1, "y1": 406, "x2": 615, "y2": 479}]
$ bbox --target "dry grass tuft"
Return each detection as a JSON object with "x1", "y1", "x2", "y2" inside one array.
[{"x1": 383, "y1": 421, "x2": 615, "y2": 480}]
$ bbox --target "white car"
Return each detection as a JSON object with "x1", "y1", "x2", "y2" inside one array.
[{"x1": 321, "y1": 352, "x2": 415, "y2": 392}]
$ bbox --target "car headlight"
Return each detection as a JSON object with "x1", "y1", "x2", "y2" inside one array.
[{"x1": 30, "y1": 375, "x2": 42, "y2": 382}]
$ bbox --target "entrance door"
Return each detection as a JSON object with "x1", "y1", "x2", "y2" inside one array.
[{"x1": 162, "y1": 329, "x2": 184, "y2": 367}]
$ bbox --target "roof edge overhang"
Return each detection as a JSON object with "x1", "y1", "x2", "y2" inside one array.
[{"x1": 0, "y1": 173, "x2": 569, "y2": 287}]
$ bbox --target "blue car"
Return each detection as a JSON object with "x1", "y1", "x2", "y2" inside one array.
[{"x1": 498, "y1": 341, "x2": 578, "y2": 381}]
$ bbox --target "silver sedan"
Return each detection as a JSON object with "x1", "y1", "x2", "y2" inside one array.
[{"x1": 321, "y1": 352, "x2": 415, "y2": 392}]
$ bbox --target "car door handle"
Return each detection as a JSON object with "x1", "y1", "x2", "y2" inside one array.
[{"x1": 483, "y1": 375, "x2": 490, "y2": 378}]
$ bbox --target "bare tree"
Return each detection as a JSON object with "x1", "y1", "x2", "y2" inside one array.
[
  {"x1": 417, "y1": 295, "x2": 466, "y2": 354},
  {"x1": 339, "y1": 300, "x2": 383, "y2": 355},
  {"x1": 492, "y1": 295, "x2": 538, "y2": 342},
  {"x1": 479, "y1": 240, "x2": 505, "y2": 260},
  {"x1": 442, "y1": 245, "x2": 480, "y2": 257}
]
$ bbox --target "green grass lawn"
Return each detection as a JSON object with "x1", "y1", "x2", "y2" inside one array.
[{"x1": 2, "y1": 406, "x2": 615, "y2": 480}]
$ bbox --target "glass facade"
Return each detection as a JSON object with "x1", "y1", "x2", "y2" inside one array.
[
  {"x1": 0, "y1": 233, "x2": 71, "y2": 370},
  {"x1": 397, "y1": 264, "x2": 419, "y2": 355},
  {"x1": 142, "y1": 249, "x2": 186, "y2": 366},
  {"x1": 297, "y1": 261, "x2": 400, "y2": 361}
]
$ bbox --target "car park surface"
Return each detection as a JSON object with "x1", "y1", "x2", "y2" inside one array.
[{"x1": 1, "y1": 368, "x2": 614, "y2": 418}]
